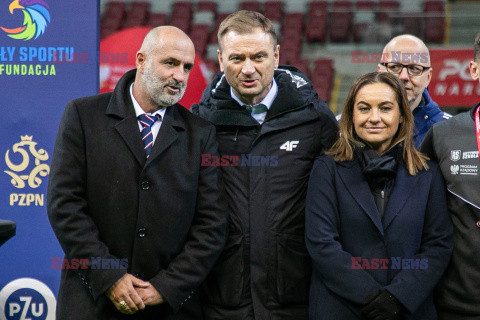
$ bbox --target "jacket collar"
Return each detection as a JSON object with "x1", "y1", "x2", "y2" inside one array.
[
  {"x1": 208, "y1": 76, "x2": 263, "y2": 127},
  {"x1": 207, "y1": 67, "x2": 314, "y2": 126},
  {"x1": 382, "y1": 162, "x2": 421, "y2": 230},
  {"x1": 105, "y1": 69, "x2": 185, "y2": 167},
  {"x1": 413, "y1": 89, "x2": 441, "y2": 116},
  {"x1": 105, "y1": 69, "x2": 137, "y2": 119},
  {"x1": 265, "y1": 69, "x2": 309, "y2": 119},
  {"x1": 338, "y1": 160, "x2": 384, "y2": 236},
  {"x1": 469, "y1": 101, "x2": 480, "y2": 121},
  {"x1": 146, "y1": 105, "x2": 185, "y2": 165},
  {"x1": 338, "y1": 158, "x2": 421, "y2": 236}
]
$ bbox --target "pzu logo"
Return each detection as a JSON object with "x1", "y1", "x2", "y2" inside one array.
[
  {"x1": 280, "y1": 140, "x2": 299, "y2": 152},
  {"x1": 6, "y1": 288, "x2": 47, "y2": 320},
  {"x1": 0, "y1": 278, "x2": 56, "y2": 320}
]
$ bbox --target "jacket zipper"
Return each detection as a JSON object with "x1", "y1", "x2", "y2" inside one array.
[
  {"x1": 380, "y1": 189, "x2": 385, "y2": 217},
  {"x1": 233, "y1": 128, "x2": 239, "y2": 142}
]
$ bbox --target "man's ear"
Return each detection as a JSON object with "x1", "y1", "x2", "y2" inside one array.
[
  {"x1": 136, "y1": 51, "x2": 146, "y2": 73},
  {"x1": 217, "y1": 49, "x2": 224, "y2": 72},
  {"x1": 274, "y1": 44, "x2": 280, "y2": 69},
  {"x1": 470, "y1": 60, "x2": 479, "y2": 81},
  {"x1": 425, "y1": 67, "x2": 433, "y2": 87}
]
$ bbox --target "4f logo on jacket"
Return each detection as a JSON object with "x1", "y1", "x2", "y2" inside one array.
[{"x1": 280, "y1": 140, "x2": 299, "y2": 151}]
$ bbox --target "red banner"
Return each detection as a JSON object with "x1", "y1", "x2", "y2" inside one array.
[
  {"x1": 99, "y1": 27, "x2": 209, "y2": 109},
  {"x1": 429, "y1": 49, "x2": 480, "y2": 107}
]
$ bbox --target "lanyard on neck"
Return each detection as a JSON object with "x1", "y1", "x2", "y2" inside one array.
[{"x1": 475, "y1": 105, "x2": 480, "y2": 162}]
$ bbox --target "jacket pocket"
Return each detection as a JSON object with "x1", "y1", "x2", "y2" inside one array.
[
  {"x1": 201, "y1": 234, "x2": 245, "y2": 306},
  {"x1": 275, "y1": 233, "x2": 311, "y2": 304}
]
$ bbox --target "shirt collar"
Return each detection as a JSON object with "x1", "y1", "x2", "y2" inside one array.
[
  {"x1": 130, "y1": 83, "x2": 166, "y2": 118},
  {"x1": 412, "y1": 95, "x2": 425, "y2": 117},
  {"x1": 230, "y1": 78, "x2": 278, "y2": 109},
  {"x1": 418, "y1": 94, "x2": 426, "y2": 108}
]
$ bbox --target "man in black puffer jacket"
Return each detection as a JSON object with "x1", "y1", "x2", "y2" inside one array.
[{"x1": 191, "y1": 10, "x2": 338, "y2": 320}]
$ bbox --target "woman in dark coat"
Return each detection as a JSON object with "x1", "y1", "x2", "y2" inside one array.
[{"x1": 305, "y1": 72, "x2": 453, "y2": 320}]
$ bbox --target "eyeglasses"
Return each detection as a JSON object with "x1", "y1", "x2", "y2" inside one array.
[{"x1": 380, "y1": 63, "x2": 431, "y2": 76}]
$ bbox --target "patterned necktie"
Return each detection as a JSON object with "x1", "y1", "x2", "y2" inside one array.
[
  {"x1": 138, "y1": 113, "x2": 161, "y2": 157},
  {"x1": 245, "y1": 103, "x2": 268, "y2": 115}
]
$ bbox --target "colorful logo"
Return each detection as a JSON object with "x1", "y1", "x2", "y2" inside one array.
[{"x1": 1, "y1": 0, "x2": 50, "y2": 41}]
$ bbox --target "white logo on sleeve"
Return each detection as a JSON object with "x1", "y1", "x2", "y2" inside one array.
[
  {"x1": 280, "y1": 141, "x2": 299, "y2": 152},
  {"x1": 450, "y1": 150, "x2": 461, "y2": 162},
  {"x1": 450, "y1": 164, "x2": 459, "y2": 175}
]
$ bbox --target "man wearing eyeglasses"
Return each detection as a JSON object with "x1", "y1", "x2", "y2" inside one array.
[{"x1": 378, "y1": 34, "x2": 450, "y2": 148}]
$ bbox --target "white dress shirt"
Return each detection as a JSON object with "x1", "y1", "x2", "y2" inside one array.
[
  {"x1": 231, "y1": 79, "x2": 278, "y2": 124},
  {"x1": 130, "y1": 83, "x2": 166, "y2": 146}
]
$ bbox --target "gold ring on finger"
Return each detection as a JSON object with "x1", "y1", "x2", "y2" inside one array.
[{"x1": 119, "y1": 301, "x2": 128, "y2": 310}]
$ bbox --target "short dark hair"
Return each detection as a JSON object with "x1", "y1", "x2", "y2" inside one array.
[
  {"x1": 217, "y1": 10, "x2": 277, "y2": 49},
  {"x1": 474, "y1": 32, "x2": 480, "y2": 62}
]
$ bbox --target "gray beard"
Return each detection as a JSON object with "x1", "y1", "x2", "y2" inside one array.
[{"x1": 142, "y1": 67, "x2": 186, "y2": 107}]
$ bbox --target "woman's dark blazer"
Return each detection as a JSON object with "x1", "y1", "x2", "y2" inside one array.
[{"x1": 305, "y1": 154, "x2": 453, "y2": 320}]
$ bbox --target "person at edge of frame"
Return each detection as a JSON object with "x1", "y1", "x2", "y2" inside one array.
[{"x1": 421, "y1": 32, "x2": 480, "y2": 320}]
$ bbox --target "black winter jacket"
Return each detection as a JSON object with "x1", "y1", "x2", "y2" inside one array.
[{"x1": 191, "y1": 66, "x2": 338, "y2": 320}]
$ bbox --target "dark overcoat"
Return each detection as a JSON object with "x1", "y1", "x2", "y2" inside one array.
[
  {"x1": 47, "y1": 69, "x2": 227, "y2": 320},
  {"x1": 305, "y1": 155, "x2": 453, "y2": 320}
]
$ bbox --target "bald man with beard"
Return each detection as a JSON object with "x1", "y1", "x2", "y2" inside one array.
[
  {"x1": 48, "y1": 26, "x2": 227, "y2": 320},
  {"x1": 378, "y1": 34, "x2": 451, "y2": 148}
]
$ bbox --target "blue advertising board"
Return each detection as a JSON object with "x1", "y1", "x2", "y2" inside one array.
[{"x1": 0, "y1": 1, "x2": 99, "y2": 319}]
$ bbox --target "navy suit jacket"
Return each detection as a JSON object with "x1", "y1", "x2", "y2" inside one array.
[{"x1": 305, "y1": 154, "x2": 453, "y2": 320}]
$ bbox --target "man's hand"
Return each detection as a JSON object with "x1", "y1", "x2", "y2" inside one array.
[
  {"x1": 106, "y1": 274, "x2": 149, "y2": 314},
  {"x1": 136, "y1": 282, "x2": 164, "y2": 306}
]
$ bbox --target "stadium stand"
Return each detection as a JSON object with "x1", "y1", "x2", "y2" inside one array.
[
  {"x1": 100, "y1": 0, "x2": 477, "y2": 110},
  {"x1": 306, "y1": 1, "x2": 327, "y2": 43}
]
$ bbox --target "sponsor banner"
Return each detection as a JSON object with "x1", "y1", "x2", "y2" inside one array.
[
  {"x1": 0, "y1": 278, "x2": 56, "y2": 320},
  {"x1": 99, "y1": 27, "x2": 210, "y2": 109},
  {"x1": 429, "y1": 49, "x2": 480, "y2": 107},
  {"x1": 0, "y1": 0, "x2": 99, "y2": 318}
]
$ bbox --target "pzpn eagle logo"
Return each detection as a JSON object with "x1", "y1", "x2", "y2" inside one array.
[{"x1": 1, "y1": 0, "x2": 50, "y2": 40}]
